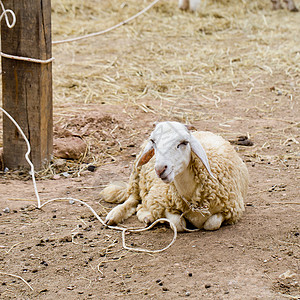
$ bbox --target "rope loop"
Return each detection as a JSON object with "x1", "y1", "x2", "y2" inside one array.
[{"x1": 0, "y1": 1, "x2": 16, "y2": 29}]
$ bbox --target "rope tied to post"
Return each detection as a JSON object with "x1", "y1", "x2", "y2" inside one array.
[{"x1": 0, "y1": 0, "x2": 54, "y2": 64}]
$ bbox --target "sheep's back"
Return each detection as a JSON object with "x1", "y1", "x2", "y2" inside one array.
[{"x1": 191, "y1": 131, "x2": 249, "y2": 222}]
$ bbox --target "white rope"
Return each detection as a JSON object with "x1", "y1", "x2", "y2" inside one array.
[
  {"x1": 0, "y1": 107, "x2": 41, "y2": 208},
  {"x1": 52, "y1": 0, "x2": 161, "y2": 45},
  {"x1": 0, "y1": 106, "x2": 177, "y2": 253},
  {"x1": 0, "y1": 1, "x2": 16, "y2": 28},
  {"x1": 0, "y1": 52, "x2": 55, "y2": 64},
  {"x1": 0, "y1": 1, "x2": 54, "y2": 64}
]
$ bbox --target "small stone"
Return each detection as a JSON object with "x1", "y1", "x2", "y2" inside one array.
[
  {"x1": 3, "y1": 207, "x2": 10, "y2": 213},
  {"x1": 59, "y1": 236, "x2": 72, "y2": 243},
  {"x1": 205, "y1": 284, "x2": 211, "y2": 289},
  {"x1": 69, "y1": 200, "x2": 75, "y2": 205},
  {"x1": 185, "y1": 291, "x2": 191, "y2": 296},
  {"x1": 87, "y1": 165, "x2": 96, "y2": 172},
  {"x1": 188, "y1": 272, "x2": 193, "y2": 277},
  {"x1": 162, "y1": 287, "x2": 169, "y2": 291}
]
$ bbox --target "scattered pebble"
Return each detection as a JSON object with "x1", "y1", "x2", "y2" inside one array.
[
  {"x1": 3, "y1": 207, "x2": 10, "y2": 213},
  {"x1": 188, "y1": 272, "x2": 193, "y2": 277},
  {"x1": 59, "y1": 236, "x2": 72, "y2": 243},
  {"x1": 69, "y1": 200, "x2": 75, "y2": 205},
  {"x1": 185, "y1": 291, "x2": 191, "y2": 296},
  {"x1": 205, "y1": 284, "x2": 211, "y2": 289},
  {"x1": 87, "y1": 165, "x2": 96, "y2": 172}
]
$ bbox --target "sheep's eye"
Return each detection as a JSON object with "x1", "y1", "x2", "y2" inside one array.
[{"x1": 177, "y1": 141, "x2": 189, "y2": 148}]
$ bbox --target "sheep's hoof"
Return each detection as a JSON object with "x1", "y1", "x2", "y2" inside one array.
[
  {"x1": 105, "y1": 207, "x2": 122, "y2": 226},
  {"x1": 143, "y1": 217, "x2": 153, "y2": 227},
  {"x1": 137, "y1": 209, "x2": 154, "y2": 226},
  {"x1": 203, "y1": 213, "x2": 225, "y2": 231}
]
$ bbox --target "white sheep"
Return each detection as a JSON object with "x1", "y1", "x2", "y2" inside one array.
[
  {"x1": 178, "y1": 0, "x2": 201, "y2": 12},
  {"x1": 179, "y1": 0, "x2": 298, "y2": 12},
  {"x1": 271, "y1": 0, "x2": 298, "y2": 11},
  {"x1": 100, "y1": 121, "x2": 249, "y2": 232}
]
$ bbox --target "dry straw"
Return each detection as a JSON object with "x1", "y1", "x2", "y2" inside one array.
[{"x1": 0, "y1": 0, "x2": 299, "y2": 173}]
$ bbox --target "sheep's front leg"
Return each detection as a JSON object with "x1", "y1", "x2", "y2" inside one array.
[
  {"x1": 136, "y1": 206, "x2": 154, "y2": 226},
  {"x1": 203, "y1": 213, "x2": 225, "y2": 231},
  {"x1": 165, "y1": 211, "x2": 186, "y2": 232},
  {"x1": 283, "y1": 0, "x2": 298, "y2": 11},
  {"x1": 105, "y1": 195, "x2": 139, "y2": 226}
]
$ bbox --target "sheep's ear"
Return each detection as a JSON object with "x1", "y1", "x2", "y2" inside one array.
[
  {"x1": 185, "y1": 124, "x2": 197, "y2": 131},
  {"x1": 190, "y1": 135, "x2": 216, "y2": 180},
  {"x1": 136, "y1": 142, "x2": 155, "y2": 167}
]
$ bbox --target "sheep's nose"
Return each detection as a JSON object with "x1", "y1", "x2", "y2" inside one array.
[{"x1": 155, "y1": 165, "x2": 168, "y2": 178}]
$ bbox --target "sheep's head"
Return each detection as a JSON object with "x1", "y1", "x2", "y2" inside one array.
[{"x1": 136, "y1": 121, "x2": 215, "y2": 183}]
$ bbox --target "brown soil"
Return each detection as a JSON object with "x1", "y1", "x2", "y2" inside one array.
[{"x1": 0, "y1": 1, "x2": 299, "y2": 299}]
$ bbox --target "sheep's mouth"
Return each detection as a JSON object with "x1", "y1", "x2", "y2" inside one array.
[{"x1": 160, "y1": 171, "x2": 174, "y2": 183}]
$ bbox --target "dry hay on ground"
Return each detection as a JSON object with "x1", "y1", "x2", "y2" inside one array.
[{"x1": 0, "y1": 0, "x2": 299, "y2": 177}]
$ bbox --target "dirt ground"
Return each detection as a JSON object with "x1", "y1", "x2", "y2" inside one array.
[{"x1": 0, "y1": 0, "x2": 299, "y2": 299}]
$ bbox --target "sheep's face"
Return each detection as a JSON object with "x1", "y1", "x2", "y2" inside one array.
[
  {"x1": 136, "y1": 121, "x2": 216, "y2": 183},
  {"x1": 149, "y1": 122, "x2": 192, "y2": 183}
]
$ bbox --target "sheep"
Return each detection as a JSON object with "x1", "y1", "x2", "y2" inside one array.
[
  {"x1": 100, "y1": 121, "x2": 249, "y2": 232},
  {"x1": 271, "y1": 0, "x2": 298, "y2": 11},
  {"x1": 179, "y1": 0, "x2": 298, "y2": 12},
  {"x1": 178, "y1": 0, "x2": 201, "y2": 11}
]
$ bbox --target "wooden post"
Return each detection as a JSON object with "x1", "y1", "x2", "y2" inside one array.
[{"x1": 1, "y1": 0, "x2": 53, "y2": 170}]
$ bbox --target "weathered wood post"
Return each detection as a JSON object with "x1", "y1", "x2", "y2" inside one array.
[{"x1": 1, "y1": 0, "x2": 53, "y2": 170}]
